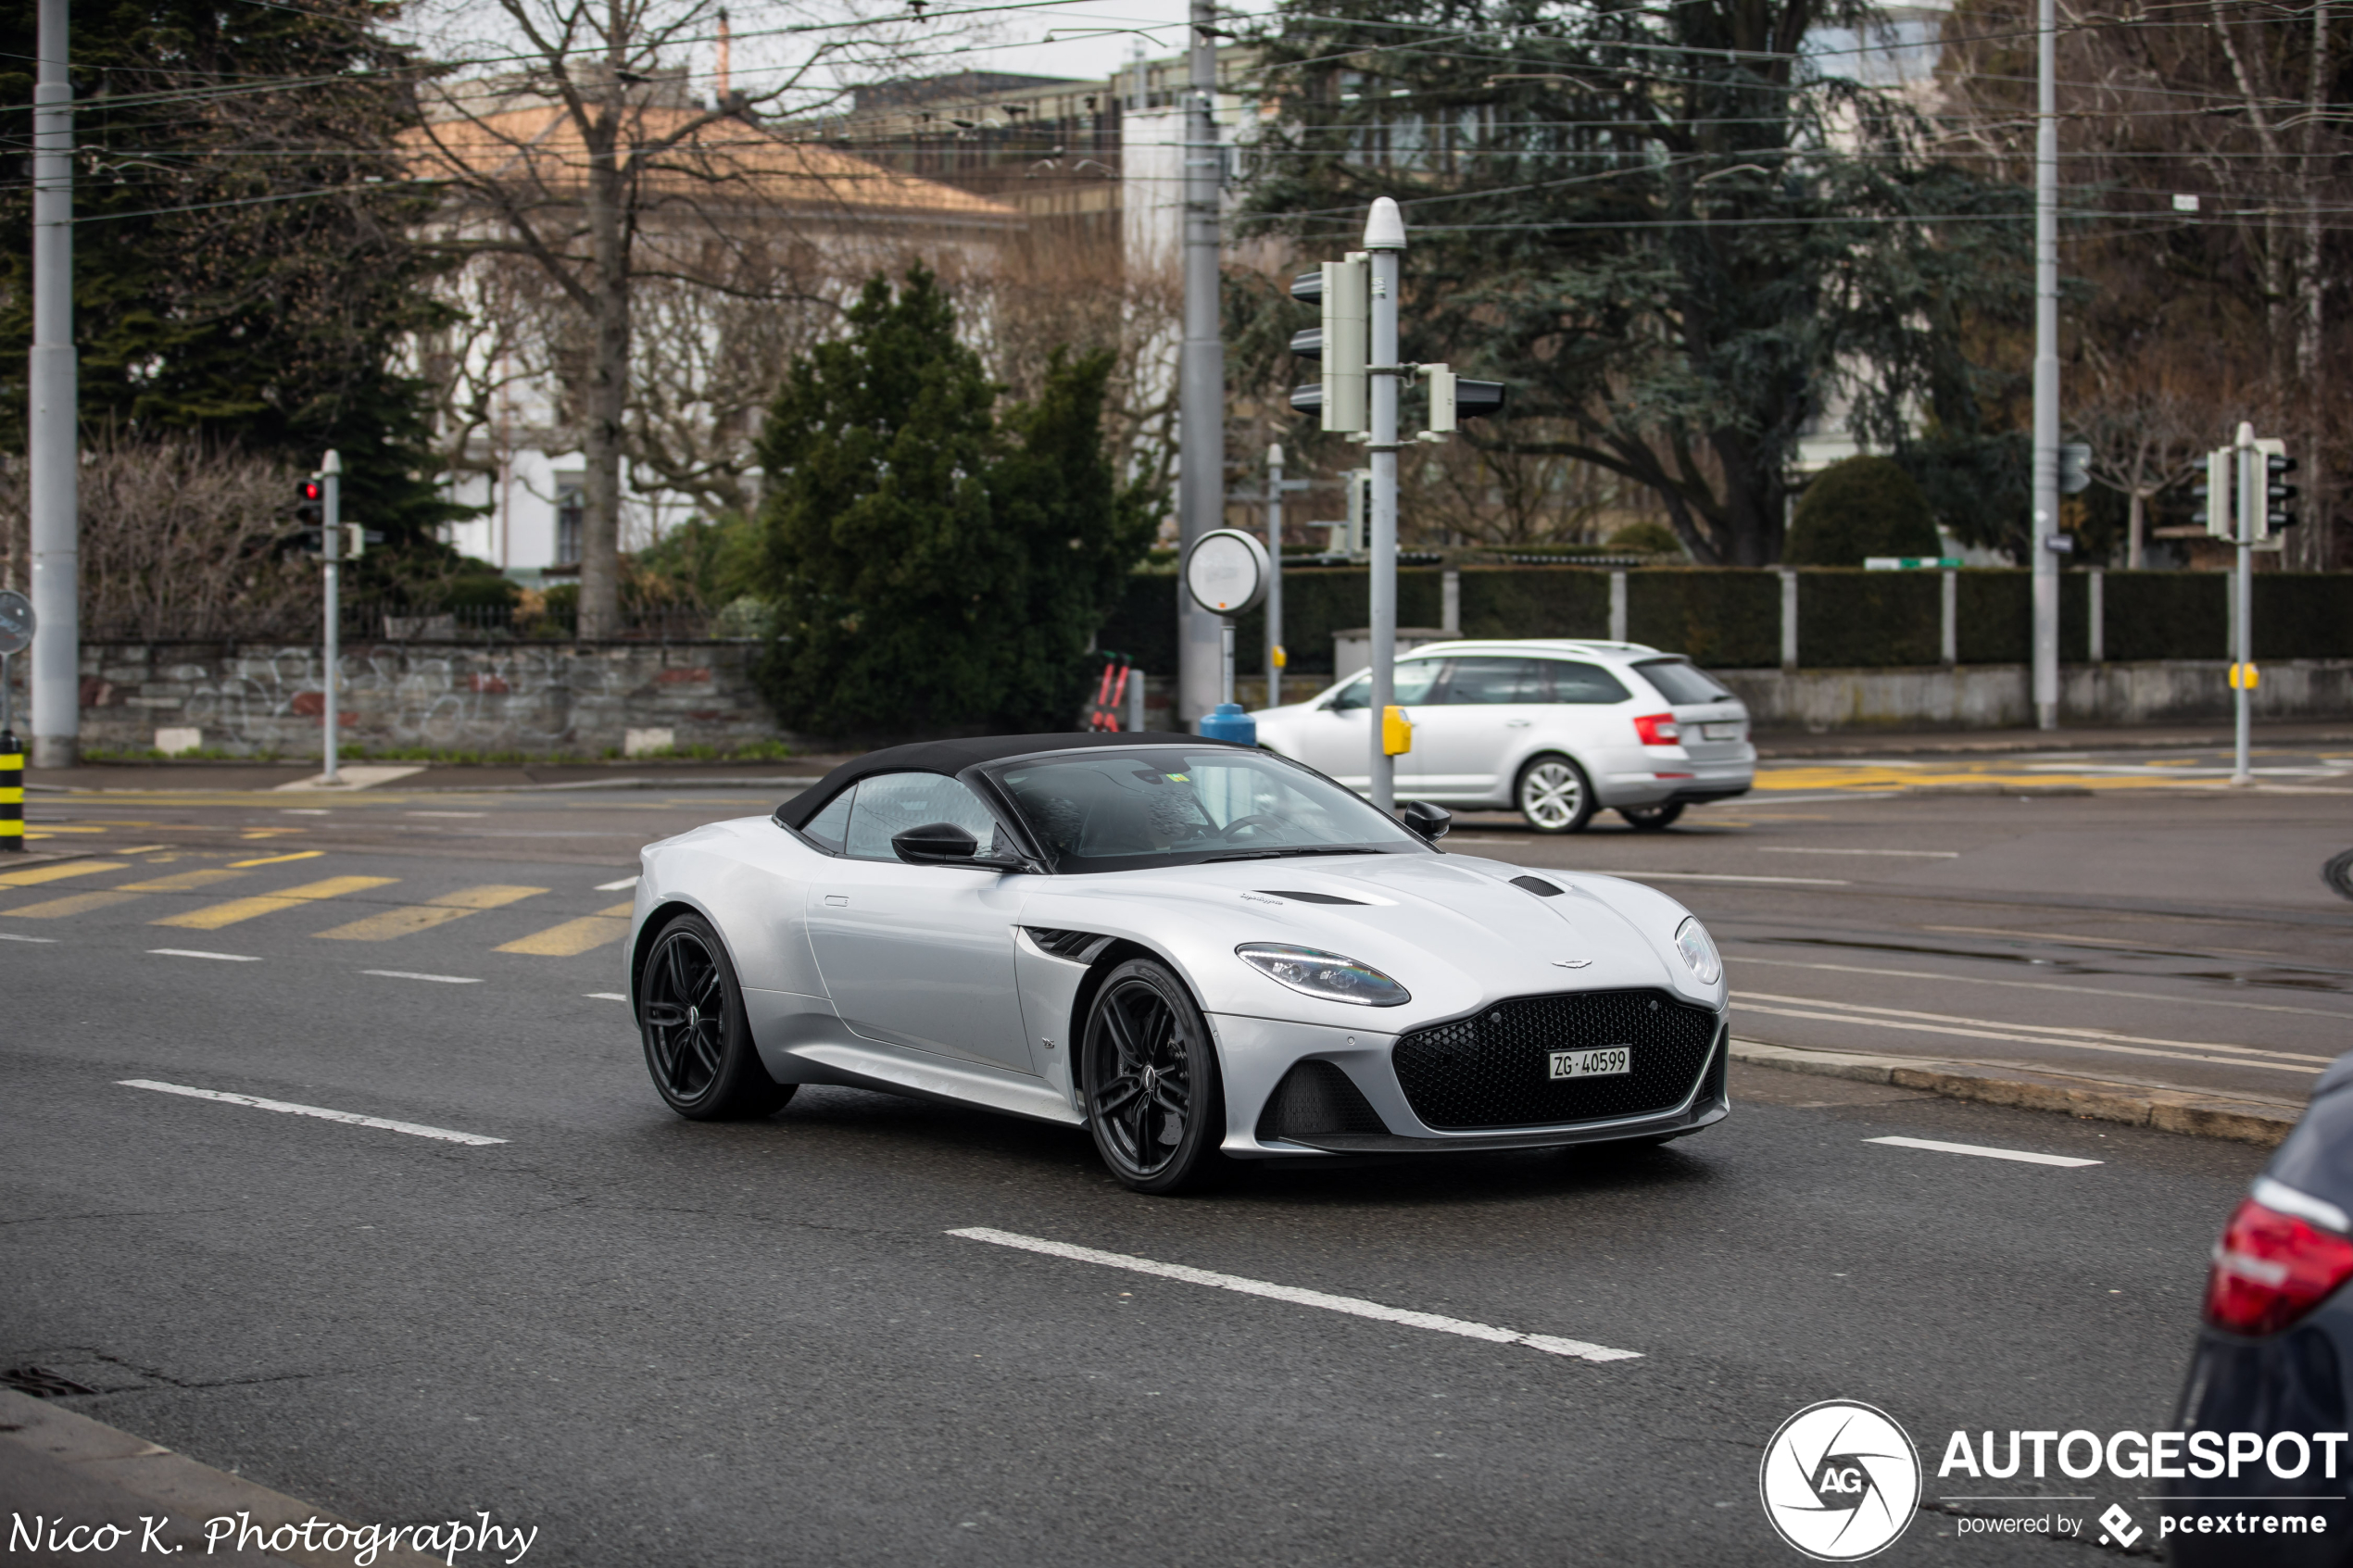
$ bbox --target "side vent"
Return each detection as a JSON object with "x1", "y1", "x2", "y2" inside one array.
[
  {"x1": 1025, "y1": 927, "x2": 1113, "y2": 963},
  {"x1": 1256, "y1": 1061, "x2": 1389, "y2": 1143},
  {"x1": 1511, "y1": 875, "x2": 1564, "y2": 897}
]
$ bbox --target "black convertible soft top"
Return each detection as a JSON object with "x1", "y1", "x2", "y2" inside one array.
[{"x1": 772, "y1": 731, "x2": 1242, "y2": 829}]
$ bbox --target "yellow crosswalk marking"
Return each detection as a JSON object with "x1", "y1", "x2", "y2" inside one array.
[
  {"x1": 495, "y1": 901, "x2": 635, "y2": 957},
  {"x1": 314, "y1": 884, "x2": 547, "y2": 942},
  {"x1": 1, "y1": 890, "x2": 145, "y2": 920},
  {"x1": 156, "y1": 875, "x2": 398, "y2": 930},
  {"x1": 231, "y1": 850, "x2": 325, "y2": 868},
  {"x1": 0, "y1": 860, "x2": 127, "y2": 888},
  {"x1": 114, "y1": 869, "x2": 248, "y2": 894}
]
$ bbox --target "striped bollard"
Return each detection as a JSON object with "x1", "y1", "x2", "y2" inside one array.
[{"x1": 0, "y1": 731, "x2": 21, "y2": 852}]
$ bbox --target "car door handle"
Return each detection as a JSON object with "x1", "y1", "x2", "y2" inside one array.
[
  {"x1": 1504, "y1": 720, "x2": 1531, "y2": 728},
  {"x1": 824, "y1": 894, "x2": 849, "y2": 906}
]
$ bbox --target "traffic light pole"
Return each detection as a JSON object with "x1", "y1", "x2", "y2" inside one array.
[
  {"x1": 29, "y1": 0, "x2": 78, "y2": 770},
  {"x1": 2232, "y1": 422, "x2": 2255, "y2": 787},
  {"x1": 1265, "y1": 443, "x2": 1286, "y2": 709},
  {"x1": 2030, "y1": 0, "x2": 2061, "y2": 732},
  {"x1": 321, "y1": 450, "x2": 342, "y2": 786},
  {"x1": 1364, "y1": 201, "x2": 1403, "y2": 815}
]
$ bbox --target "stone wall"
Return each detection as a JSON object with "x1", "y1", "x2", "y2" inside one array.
[{"x1": 64, "y1": 640, "x2": 786, "y2": 757}]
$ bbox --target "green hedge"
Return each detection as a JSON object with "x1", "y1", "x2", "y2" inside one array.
[{"x1": 1096, "y1": 565, "x2": 2353, "y2": 674}]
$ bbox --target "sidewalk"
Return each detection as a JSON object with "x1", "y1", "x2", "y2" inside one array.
[
  {"x1": 22, "y1": 757, "x2": 848, "y2": 793},
  {"x1": 0, "y1": 1387, "x2": 441, "y2": 1566},
  {"x1": 1732, "y1": 1039, "x2": 2305, "y2": 1147},
  {"x1": 1753, "y1": 717, "x2": 2353, "y2": 759}
]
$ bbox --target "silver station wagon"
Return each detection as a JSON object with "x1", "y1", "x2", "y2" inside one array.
[{"x1": 1250, "y1": 638, "x2": 1755, "y2": 833}]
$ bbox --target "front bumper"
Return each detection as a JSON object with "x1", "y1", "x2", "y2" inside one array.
[{"x1": 1210, "y1": 1009, "x2": 1731, "y2": 1159}]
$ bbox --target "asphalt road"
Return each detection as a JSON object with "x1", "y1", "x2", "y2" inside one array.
[{"x1": 4, "y1": 742, "x2": 2346, "y2": 1565}]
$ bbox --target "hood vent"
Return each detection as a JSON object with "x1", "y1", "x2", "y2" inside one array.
[
  {"x1": 1256, "y1": 889, "x2": 1368, "y2": 906},
  {"x1": 1511, "y1": 875, "x2": 1564, "y2": 897}
]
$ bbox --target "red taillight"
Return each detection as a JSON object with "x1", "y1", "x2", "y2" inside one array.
[
  {"x1": 1633, "y1": 712, "x2": 1680, "y2": 746},
  {"x1": 2203, "y1": 1198, "x2": 2353, "y2": 1336}
]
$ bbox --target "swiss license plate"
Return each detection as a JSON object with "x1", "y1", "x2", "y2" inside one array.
[
  {"x1": 1549, "y1": 1047, "x2": 1631, "y2": 1080},
  {"x1": 1702, "y1": 721, "x2": 1740, "y2": 740}
]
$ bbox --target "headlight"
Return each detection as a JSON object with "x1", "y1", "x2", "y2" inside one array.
[
  {"x1": 1236, "y1": 943, "x2": 1411, "y2": 1007},
  {"x1": 1673, "y1": 917, "x2": 1722, "y2": 986}
]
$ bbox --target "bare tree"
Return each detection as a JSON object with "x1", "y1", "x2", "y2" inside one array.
[{"x1": 405, "y1": 0, "x2": 978, "y2": 633}]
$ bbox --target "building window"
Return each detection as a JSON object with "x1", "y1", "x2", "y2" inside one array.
[{"x1": 556, "y1": 479, "x2": 584, "y2": 565}]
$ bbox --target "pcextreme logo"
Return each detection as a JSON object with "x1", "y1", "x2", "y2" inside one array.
[{"x1": 1760, "y1": 1400, "x2": 1925, "y2": 1562}]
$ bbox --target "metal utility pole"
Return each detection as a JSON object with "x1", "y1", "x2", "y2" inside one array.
[
  {"x1": 1175, "y1": 0, "x2": 1226, "y2": 730},
  {"x1": 29, "y1": 0, "x2": 78, "y2": 770},
  {"x1": 1364, "y1": 198, "x2": 1404, "y2": 813},
  {"x1": 2232, "y1": 421, "x2": 2257, "y2": 786},
  {"x1": 2030, "y1": 0, "x2": 2061, "y2": 731},
  {"x1": 321, "y1": 451, "x2": 343, "y2": 785}
]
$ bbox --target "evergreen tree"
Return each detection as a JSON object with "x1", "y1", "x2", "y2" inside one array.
[
  {"x1": 0, "y1": 0, "x2": 463, "y2": 553},
  {"x1": 753, "y1": 268, "x2": 1153, "y2": 736},
  {"x1": 1783, "y1": 456, "x2": 1943, "y2": 565}
]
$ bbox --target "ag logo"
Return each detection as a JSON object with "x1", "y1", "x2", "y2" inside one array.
[{"x1": 1758, "y1": 1399, "x2": 1922, "y2": 1561}]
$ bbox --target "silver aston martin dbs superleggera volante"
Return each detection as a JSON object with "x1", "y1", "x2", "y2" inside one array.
[{"x1": 625, "y1": 732, "x2": 1730, "y2": 1193}]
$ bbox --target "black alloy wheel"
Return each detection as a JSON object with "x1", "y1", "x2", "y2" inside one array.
[
  {"x1": 638, "y1": 913, "x2": 794, "y2": 1121},
  {"x1": 1617, "y1": 802, "x2": 1686, "y2": 832},
  {"x1": 1081, "y1": 958, "x2": 1227, "y2": 1195}
]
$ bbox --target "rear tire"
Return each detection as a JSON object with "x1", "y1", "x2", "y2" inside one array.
[
  {"x1": 1516, "y1": 754, "x2": 1596, "y2": 834},
  {"x1": 1081, "y1": 959, "x2": 1227, "y2": 1195},
  {"x1": 1617, "y1": 802, "x2": 1686, "y2": 832},
  {"x1": 638, "y1": 913, "x2": 794, "y2": 1121}
]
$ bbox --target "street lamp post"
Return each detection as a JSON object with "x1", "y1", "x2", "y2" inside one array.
[
  {"x1": 29, "y1": 0, "x2": 77, "y2": 770},
  {"x1": 2030, "y1": 0, "x2": 2061, "y2": 731}
]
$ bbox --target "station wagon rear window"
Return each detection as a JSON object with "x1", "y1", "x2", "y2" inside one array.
[{"x1": 1633, "y1": 659, "x2": 1734, "y2": 706}]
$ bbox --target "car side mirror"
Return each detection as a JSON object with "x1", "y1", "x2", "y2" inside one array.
[
  {"x1": 892, "y1": 822, "x2": 980, "y2": 864},
  {"x1": 1397, "y1": 800, "x2": 1452, "y2": 841}
]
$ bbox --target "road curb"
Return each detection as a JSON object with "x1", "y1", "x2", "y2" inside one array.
[
  {"x1": 1730, "y1": 1039, "x2": 2302, "y2": 1148},
  {"x1": 0, "y1": 1387, "x2": 440, "y2": 1566}
]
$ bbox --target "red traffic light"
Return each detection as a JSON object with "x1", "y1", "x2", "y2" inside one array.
[{"x1": 300, "y1": 480, "x2": 323, "y2": 501}]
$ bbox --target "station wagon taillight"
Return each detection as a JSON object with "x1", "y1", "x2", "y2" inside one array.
[
  {"x1": 2204, "y1": 1196, "x2": 2353, "y2": 1336},
  {"x1": 1632, "y1": 712, "x2": 1680, "y2": 746}
]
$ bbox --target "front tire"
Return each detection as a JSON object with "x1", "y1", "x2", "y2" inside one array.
[
  {"x1": 1516, "y1": 754, "x2": 1596, "y2": 834},
  {"x1": 1081, "y1": 959, "x2": 1227, "y2": 1195},
  {"x1": 1617, "y1": 802, "x2": 1686, "y2": 832},
  {"x1": 638, "y1": 913, "x2": 794, "y2": 1121}
]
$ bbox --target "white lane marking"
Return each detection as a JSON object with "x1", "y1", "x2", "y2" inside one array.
[
  {"x1": 585, "y1": 992, "x2": 628, "y2": 1001},
  {"x1": 148, "y1": 948, "x2": 260, "y2": 962},
  {"x1": 949, "y1": 1226, "x2": 1641, "y2": 1363},
  {"x1": 362, "y1": 970, "x2": 484, "y2": 985},
  {"x1": 1725, "y1": 953, "x2": 2353, "y2": 1023},
  {"x1": 1759, "y1": 847, "x2": 1959, "y2": 858},
  {"x1": 596, "y1": 876, "x2": 640, "y2": 891},
  {"x1": 118, "y1": 1079, "x2": 506, "y2": 1146},
  {"x1": 1732, "y1": 989, "x2": 2332, "y2": 1066},
  {"x1": 1627, "y1": 871, "x2": 1849, "y2": 886},
  {"x1": 279, "y1": 809, "x2": 331, "y2": 816},
  {"x1": 1867, "y1": 1135, "x2": 2102, "y2": 1169},
  {"x1": 0, "y1": 932, "x2": 58, "y2": 944}
]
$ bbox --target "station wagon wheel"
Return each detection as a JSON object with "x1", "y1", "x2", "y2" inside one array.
[
  {"x1": 1081, "y1": 958, "x2": 1227, "y2": 1195},
  {"x1": 1617, "y1": 802, "x2": 1685, "y2": 832},
  {"x1": 1516, "y1": 754, "x2": 1596, "y2": 834},
  {"x1": 637, "y1": 912, "x2": 794, "y2": 1121}
]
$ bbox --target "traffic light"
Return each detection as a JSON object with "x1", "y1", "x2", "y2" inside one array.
[
  {"x1": 1290, "y1": 259, "x2": 1367, "y2": 433},
  {"x1": 2192, "y1": 447, "x2": 2233, "y2": 539},
  {"x1": 2262, "y1": 445, "x2": 2298, "y2": 535},
  {"x1": 2059, "y1": 442, "x2": 2091, "y2": 495},
  {"x1": 295, "y1": 477, "x2": 324, "y2": 528}
]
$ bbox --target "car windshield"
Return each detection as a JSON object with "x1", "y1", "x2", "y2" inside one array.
[
  {"x1": 1633, "y1": 658, "x2": 1734, "y2": 706},
  {"x1": 988, "y1": 748, "x2": 1425, "y2": 874}
]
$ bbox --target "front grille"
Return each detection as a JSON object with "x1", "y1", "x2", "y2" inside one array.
[
  {"x1": 1393, "y1": 988, "x2": 1719, "y2": 1130},
  {"x1": 1257, "y1": 1061, "x2": 1390, "y2": 1142}
]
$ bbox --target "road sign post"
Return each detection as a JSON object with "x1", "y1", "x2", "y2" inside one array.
[
  {"x1": 321, "y1": 451, "x2": 343, "y2": 785},
  {"x1": 0, "y1": 589, "x2": 33, "y2": 851},
  {"x1": 2231, "y1": 423, "x2": 2256, "y2": 787},
  {"x1": 1185, "y1": 529, "x2": 1269, "y2": 745}
]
